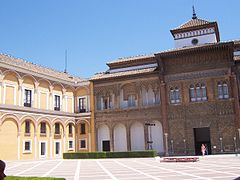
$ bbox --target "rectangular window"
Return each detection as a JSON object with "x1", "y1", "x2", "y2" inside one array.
[
  {"x1": 80, "y1": 123, "x2": 86, "y2": 134},
  {"x1": 79, "y1": 97, "x2": 86, "y2": 113},
  {"x1": 96, "y1": 96, "x2": 102, "y2": 110},
  {"x1": 68, "y1": 140, "x2": 74, "y2": 149},
  {"x1": 40, "y1": 122, "x2": 46, "y2": 134},
  {"x1": 25, "y1": 121, "x2": 30, "y2": 134},
  {"x1": 218, "y1": 84, "x2": 223, "y2": 99},
  {"x1": 80, "y1": 139, "x2": 86, "y2": 149},
  {"x1": 23, "y1": 140, "x2": 31, "y2": 153},
  {"x1": 175, "y1": 89, "x2": 180, "y2": 103},
  {"x1": 190, "y1": 88, "x2": 196, "y2": 102},
  {"x1": 54, "y1": 95, "x2": 61, "y2": 111},
  {"x1": 201, "y1": 86, "x2": 207, "y2": 101},
  {"x1": 24, "y1": 89, "x2": 32, "y2": 107},
  {"x1": 223, "y1": 84, "x2": 229, "y2": 99},
  {"x1": 155, "y1": 92, "x2": 160, "y2": 105},
  {"x1": 55, "y1": 123, "x2": 60, "y2": 134},
  {"x1": 69, "y1": 124, "x2": 73, "y2": 134},
  {"x1": 128, "y1": 95, "x2": 136, "y2": 107}
]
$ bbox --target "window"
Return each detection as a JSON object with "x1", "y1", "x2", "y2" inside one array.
[
  {"x1": 80, "y1": 139, "x2": 86, "y2": 149},
  {"x1": 128, "y1": 95, "x2": 136, "y2": 107},
  {"x1": 170, "y1": 88, "x2": 180, "y2": 104},
  {"x1": 218, "y1": 82, "x2": 229, "y2": 99},
  {"x1": 68, "y1": 140, "x2": 74, "y2": 150},
  {"x1": 23, "y1": 140, "x2": 31, "y2": 153},
  {"x1": 79, "y1": 97, "x2": 86, "y2": 113},
  {"x1": 69, "y1": 124, "x2": 73, "y2": 134},
  {"x1": 96, "y1": 96, "x2": 102, "y2": 110},
  {"x1": 154, "y1": 91, "x2": 160, "y2": 105},
  {"x1": 80, "y1": 123, "x2": 86, "y2": 134},
  {"x1": 40, "y1": 122, "x2": 46, "y2": 134},
  {"x1": 25, "y1": 121, "x2": 30, "y2": 134},
  {"x1": 54, "y1": 95, "x2": 61, "y2": 111},
  {"x1": 24, "y1": 89, "x2": 32, "y2": 107},
  {"x1": 189, "y1": 83, "x2": 208, "y2": 102},
  {"x1": 55, "y1": 123, "x2": 60, "y2": 134}
]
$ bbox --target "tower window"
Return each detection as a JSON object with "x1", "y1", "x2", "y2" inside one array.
[{"x1": 192, "y1": 38, "x2": 199, "y2": 45}]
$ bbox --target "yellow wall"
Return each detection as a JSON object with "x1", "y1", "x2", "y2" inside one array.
[{"x1": 0, "y1": 118, "x2": 18, "y2": 160}]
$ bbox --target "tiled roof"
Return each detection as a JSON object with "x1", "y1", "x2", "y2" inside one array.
[
  {"x1": 91, "y1": 67, "x2": 157, "y2": 80},
  {"x1": 107, "y1": 54, "x2": 155, "y2": 65},
  {"x1": 172, "y1": 18, "x2": 212, "y2": 31},
  {"x1": 0, "y1": 54, "x2": 84, "y2": 83}
]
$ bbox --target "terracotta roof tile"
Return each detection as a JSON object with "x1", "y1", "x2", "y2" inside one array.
[
  {"x1": 91, "y1": 67, "x2": 156, "y2": 80},
  {"x1": 0, "y1": 54, "x2": 84, "y2": 83},
  {"x1": 107, "y1": 54, "x2": 155, "y2": 65},
  {"x1": 172, "y1": 18, "x2": 211, "y2": 30}
]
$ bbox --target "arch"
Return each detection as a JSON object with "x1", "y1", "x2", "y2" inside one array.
[
  {"x1": 76, "y1": 119, "x2": 90, "y2": 126},
  {"x1": 151, "y1": 121, "x2": 164, "y2": 154},
  {"x1": 3, "y1": 70, "x2": 21, "y2": 81},
  {"x1": 130, "y1": 121, "x2": 145, "y2": 151},
  {"x1": 20, "y1": 115, "x2": 37, "y2": 133},
  {"x1": 65, "y1": 119, "x2": 76, "y2": 127},
  {"x1": 65, "y1": 85, "x2": 75, "y2": 92},
  {"x1": 22, "y1": 74, "x2": 37, "y2": 84},
  {"x1": 38, "y1": 79, "x2": 52, "y2": 90},
  {"x1": 52, "y1": 118, "x2": 66, "y2": 134},
  {"x1": 113, "y1": 123, "x2": 127, "y2": 152},
  {"x1": 37, "y1": 116, "x2": 52, "y2": 126},
  {"x1": 0, "y1": 114, "x2": 20, "y2": 131},
  {"x1": 97, "y1": 124, "x2": 110, "y2": 152},
  {"x1": 52, "y1": 82, "x2": 65, "y2": 90}
]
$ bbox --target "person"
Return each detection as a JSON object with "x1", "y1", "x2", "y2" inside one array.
[
  {"x1": 0, "y1": 160, "x2": 6, "y2": 180},
  {"x1": 201, "y1": 144, "x2": 206, "y2": 156},
  {"x1": 205, "y1": 144, "x2": 208, "y2": 155}
]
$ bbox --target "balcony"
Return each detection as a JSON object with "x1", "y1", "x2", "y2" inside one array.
[
  {"x1": 24, "y1": 103, "x2": 31, "y2": 107},
  {"x1": 54, "y1": 107, "x2": 60, "y2": 111}
]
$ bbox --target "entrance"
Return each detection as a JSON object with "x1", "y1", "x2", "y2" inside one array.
[
  {"x1": 194, "y1": 127, "x2": 211, "y2": 155},
  {"x1": 102, "y1": 140, "x2": 110, "y2": 151}
]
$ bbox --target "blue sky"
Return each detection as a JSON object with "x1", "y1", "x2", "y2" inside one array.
[{"x1": 0, "y1": 0, "x2": 239, "y2": 79}]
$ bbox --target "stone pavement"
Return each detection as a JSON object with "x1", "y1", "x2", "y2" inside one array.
[{"x1": 4, "y1": 154, "x2": 240, "y2": 180}]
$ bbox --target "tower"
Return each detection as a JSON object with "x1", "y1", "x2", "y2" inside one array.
[{"x1": 170, "y1": 6, "x2": 220, "y2": 48}]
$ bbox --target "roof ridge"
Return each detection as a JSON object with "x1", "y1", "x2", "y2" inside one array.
[
  {"x1": 0, "y1": 53, "x2": 82, "y2": 82},
  {"x1": 107, "y1": 53, "x2": 155, "y2": 64}
]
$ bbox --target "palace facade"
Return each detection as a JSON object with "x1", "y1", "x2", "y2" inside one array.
[
  {"x1": 0, "y1": 11, "x2": 240, "y2": 160},
  {"x1": 0, "y1": 55, "x2": 96, "y2": 160},
  {"x1": 91, "y1": 13, "x2": 240, "y2": 155}
]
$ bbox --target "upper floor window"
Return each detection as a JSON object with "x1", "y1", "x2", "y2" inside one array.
[
  {"x1": 170, "y1": 87, "x2": 180, "y2": 104},
  {"x1": 189, "y1": 83, "x2": 207, "y2": 102},
  {"x1": 24, "y1": 89, "x2": 32, "y2": 107},
  {"x1": 96, "y1": 95, "x2": 113, "y2": 110},
  {"x1": 80, "y1": 123, "x2": 86, "y2": 134},
  {"x1": 55, "y1": 123, "x2": 60, "y2": 134},
  {"x1": 218, "y1": 81, "x2": 229, "y2": 99},
  {"x1": 25, "y1": 120, "x2": 30, "y2": 134},
  {"x1": 79, "y1": 97, "x2": 86, "y2": 113},
  {"x1": 154, "y1": 91, "x2": 160, "y2": 105},
  {"x1": 54, "y1": 95, "x2": 60, "y2": 111},
  {"x1": 128, "y1": 94, "x2": 136, "y2": 107},
  {"x1": 40, "y1": 122, "x2": 46, "y2": 134},
  {"x1": 69, "y1": 124, "x2": 73, "y2": 134}
]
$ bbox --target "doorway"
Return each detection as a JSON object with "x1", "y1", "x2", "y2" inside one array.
[
  {"x1": 102, "y1": 140, "x2": 110, "y2": 151},
  {"x1": 194, "y1": 127, "x2": 211, "y2": 155}
]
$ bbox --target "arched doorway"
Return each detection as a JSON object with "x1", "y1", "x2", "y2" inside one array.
[
  {"x1": 97, "y1": 124, "x2": 110, "y2": 152},
  {"x1": 130, "y1": 122, "x2": 145, "y2": 151},
  {"x1": 0, "y1": 118, "x2": 18, "y2": 160},
  {"x1": 114, "y1": 123, "x2": 127, "y2": 152},
  {"x1": 151, "y1": 121, "x2": 164, "y2": 154}
]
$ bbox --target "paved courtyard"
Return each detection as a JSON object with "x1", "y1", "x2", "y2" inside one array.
[{"x1": 4, "y1": 155, "x2": 240, "y2": 180}]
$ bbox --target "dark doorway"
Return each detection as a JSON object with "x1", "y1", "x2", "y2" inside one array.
[
  {"x1": 102, "y1": 140, "x2": 110, "y2": 152},
  {"x1": 194, "y1": 127, "x2": 211, "y2": 155}
]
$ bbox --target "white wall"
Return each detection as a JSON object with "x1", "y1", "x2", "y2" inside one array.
[
  {"x1": 97, "y1": 124, "x2": 110, "y2": 151},
  {"x1": 114, "y1": 123, "x2": 127, "y2": 152},
  {"x1": 130, "y1": 122, "x2": 145, "y2": 151},
  {"x1": 175, "y1": 33, "x2": 217, "y2": 48}
]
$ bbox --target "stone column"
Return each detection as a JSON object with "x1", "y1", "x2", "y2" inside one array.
[
  {"x1": 126, "y1": 125, "x2": 131, "y2": 151},
  {"x1": 18, "y1": 79, "x2": 23, "y2": 106},
  {"x1": 17, "y1": 131, "x2": 20, "y2": 160},
  {"x1": 34, "y1": 82, "x2": 39, "y2": 108},
  {"x1": 49, "y1": 86, "x2": 54, "y2": 110},
  {"x1": 63, "y1": 132, "x2": 66, "y2": 153},
  {"x1": 50, "y1": 131, "x2": 53, "y2": 158},
  {"x1": 160, "y1": 82, "x2": 169, "y2": 155},
  {"x1": 164, "y1": 133, "x2": 169, "y2": 156},
  {"x1": 110, "y1": 127, "x2": 114, "y2": 152},
  {"x1": 34, "y1": 132, "x2": 37, "y2": 159},
  {"x1": 0, "y1": 74, "x2": 4, "y2": 104}
]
